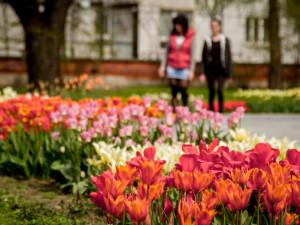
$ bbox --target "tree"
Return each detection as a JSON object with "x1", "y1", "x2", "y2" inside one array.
[
  {"x1": 268, "y1": 0, "x2": 282, "y2": 89},
  {"x1": 4, "y1": 0, "x2": 73, "y2": 90}
]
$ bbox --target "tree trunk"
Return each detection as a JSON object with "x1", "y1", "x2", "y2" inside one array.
[
  {"x1": 268, "y1": 0, "x2": 283, "y2": 89},
  {"x1": 25, "y1": 22, "x2": 61, "y2": 89},
  {"x1": 5, "y1": 0, "x2": 72, "y2": 90}
]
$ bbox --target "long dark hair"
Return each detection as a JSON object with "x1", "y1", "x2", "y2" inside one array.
[{"x1": 171, "y1": 14, "x2": 188, "y2": 35}]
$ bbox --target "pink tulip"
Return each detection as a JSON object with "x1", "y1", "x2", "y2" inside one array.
[
  {"x1": 139, "y1": 126, "x2": 150, "y2": 137},
  {"x1": 149, "y1": 117, "x2": 159, "y2": 129},
  {"x1": 157, "y1": 99, "x2": 168, "y2": 111},
  {"x1": 193, "y1": 99, "x2": 203, "y2": 111},
  {"x1": 51, "y1": 131, "x2": 60, "y2": 141},
  {"x1": 142, "y1": 97, "x2": 151, "y2": 108},
  {"x1": 165, "y1": 114, "x2": 175, "y2": 126},
  {"x1": 164, "y1": 127, "x2": 174, "y2": 138},
  {"x1": 124, "y1": 125, "x2": 133, "y2": 136},
  {"x1": 65, "y1": 117, "x2": 78, "y2": 129},
  {"x1": 139, "y1": 116, "x2": 149, "y2": 126}
]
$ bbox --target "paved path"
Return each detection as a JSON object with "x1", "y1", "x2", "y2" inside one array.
[{"x1": 225, "y1": 114, "x2": 300, "y2": 142}]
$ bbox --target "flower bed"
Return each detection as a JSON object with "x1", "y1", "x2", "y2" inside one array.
[
  {"x1": 90, "y1": 140, "x2": 300, "y2": 225},
  {"x1": 0, "y1": 94, "x2": 246, "y2": 192}
]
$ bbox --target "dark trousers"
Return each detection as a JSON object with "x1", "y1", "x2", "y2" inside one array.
[
  {"x1": 169, "y1": 79, "x2": 189, "y2": 112},
  {"x1": 207, "y1": 71, "x2": 225, "y2": 113}
]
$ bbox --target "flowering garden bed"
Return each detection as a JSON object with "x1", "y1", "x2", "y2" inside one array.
[{"x1": 0, "y1": 91, "x2": 299, "y2": 224}]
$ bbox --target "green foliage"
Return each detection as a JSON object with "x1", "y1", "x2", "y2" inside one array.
[{"x1": 0, "y1": 124, "x2": 102, "y2": 194}]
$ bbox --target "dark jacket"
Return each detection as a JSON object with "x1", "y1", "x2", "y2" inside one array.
[{"x1": 200, "y1": 35, "x2": 233, "y2": 78}]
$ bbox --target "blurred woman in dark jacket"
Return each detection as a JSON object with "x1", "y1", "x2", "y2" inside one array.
[
  {"x1": 158, "y1": 15, "x2": 196, "y2": 112},
  {"x1": 199, "y1": 18, "x2": 233, "y2": 113}
]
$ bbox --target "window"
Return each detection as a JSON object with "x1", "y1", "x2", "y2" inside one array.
[
  {"x1": 160, "y1": 10, "x2": 192, "y2": 48},
  {"x1": 245, "y1": 17, "x2": 269, "y2": 43},
  {"x1": 97, "y1": 5, "x2": 138, "y2": 59}
]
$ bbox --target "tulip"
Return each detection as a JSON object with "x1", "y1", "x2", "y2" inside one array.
[
  {"x1": 267, "y1": 163, "x2": 291, "y2": 185},
  {"x1": 192, "y1": 172, "x2": 214, "y2": 193},
  {"x1": 138, "y1": 160, "x2": 165, "y2": 185},
  {"x1": 290, "y1": 180, "x2": 300, "y2": 208},
  {"x1": 125, "y1": 197, "x2": 149, "y2": 224},
  {"x1": 194, "y1": 202, "x2": 217, "y2": 225},
  {"x1": 90, "y1": 191, "x2": 106, "y2": 210},
  {"x1": 115, "y1": 164, "x2": 137, "y2": 184},
  {"x1": 178, "y1": 199, "x2": 196, "y2": 225},
  {"x1": 201, "y1": 189, "x2": 219, "y2": 209},
  {"x1": 136, "y1": 182, "x2": 165, "y2": 202},
  {"x1": 250, "y1": 168, "x2": 268, "y2": 190},
  {"x1": 173, "y1": 170, "x2": 193, "y2": 192},
  {"x1": 226, "y1": 183, "x2": 252, "y2": 212},
  {"x1": 263, "y1": 181, "x2": 288, "y2": 216},
  {"x1": 231, "y1": 168, "x2": 251, "y2": 187},
  {"x1": 104, "y1": 177, "x2": 128, "y2": 199},
  {"x1": 104, "y1": 194, "x2": 125, "y2": 217},
  {"x1": 285, "y1": 213, "x2": 298, "y2": 225},
  {"x1": 215, "y1": 179, "x2": 232, "y2": 206}
]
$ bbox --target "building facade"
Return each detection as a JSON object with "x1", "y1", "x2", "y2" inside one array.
[{"x1": 0, "y1": 0, "x2": 299, "y2": 88}]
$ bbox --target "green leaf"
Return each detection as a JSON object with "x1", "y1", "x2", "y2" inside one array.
[{"x1": 51, "y1": 160, "x2": 74, "y2": 181}]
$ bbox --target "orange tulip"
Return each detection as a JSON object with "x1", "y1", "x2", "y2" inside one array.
[
  {"x1": 194, "y1": 202, "x2": 217, "y2": 225},
  {"x1": 192, "y1": 172, "x2": 214, "y2": 193},
  {"x1": 104, "y1": 177, "x2": 128, "y2": 199},
  {"x1": 226, "y1": 182, "x2": 252, "y2": 212},
  {"x1": 290, "y1": 180, "x2": 300, "y2": 208},
  {"x1": 125, "y1": 197, "x2": 149, "y2": 223},
  {"x1": 178, "y1": 199, "x2": 196, "y2": 225},
  {"x1": 104, "y1": 194, "x2": 125, "y2": 217},
  {"x1": 231, "y1": 168, "x2": 251, "y2": 186},
  {"x1": 250, "y1": 168, "x2": 268, "y2": 189},
  {"x1": 138, "y1": 160, "x2": 165, "y2": 185},
  {"x1": 115, "y1": 164, "x2": 137, "y2": 184},
  {"x1": 285, "y1": 212, "x2": 298, "y2": 225},
  {"x1": 263, "y1": 180, "x2": 288, "y2": 215},
  {"x1": 215, "y1": 179, "x2": 232, "y2": 206},
  {"x1": 174, "y1": 170, "x2": 193, "y2": 192},
  {"x1": 267, "y1": 163, "x2": 291, "y2": 185},
  {"x1": 201, "y1": 189, "x2": 219, "y2": 209},
  {"x1": 136, "y1": 182, "x2": 165, "y2": 203}
]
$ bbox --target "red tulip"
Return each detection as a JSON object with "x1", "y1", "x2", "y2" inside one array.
[
  {"x1": 89, "y1": 191, "x2": 106, "y2": 210},
  {"x1": 247, "y1": 143, "x2": 279, "y2": 170}
]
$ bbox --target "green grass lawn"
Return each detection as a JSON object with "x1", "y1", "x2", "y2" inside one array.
[{"x1": 0, "y1": 176, "x2": 105, "y2": 225}]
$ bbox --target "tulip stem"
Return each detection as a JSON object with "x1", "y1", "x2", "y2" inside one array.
[
  {"x1": 257, "y1": 189, "x2": 260, "y2": 225},
  {"x1": 122, "y1": 210, "x2": 126, "y2": 225},
  {"x1": 272, "y1": 212, "x2": 276, "y2": 225},
  {"x1": 239, "y1": 210, "x2": 242, "y2": 225},
  {"x1": 221, "y1": 204, "x2": 226, "y2": 225},
  {"x1": 147, "y1": 185, "x2": 149, "y2": 200}
]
